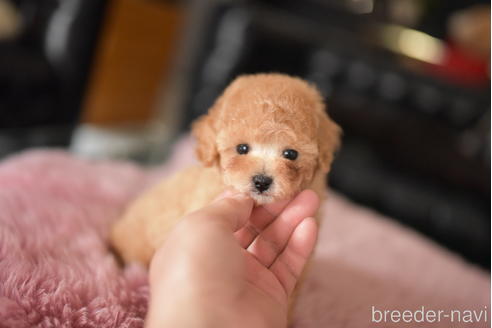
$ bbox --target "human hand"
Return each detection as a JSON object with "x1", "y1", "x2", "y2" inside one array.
[{"x1": 145, "y1": 189, "x2": 320, "y2": 328}]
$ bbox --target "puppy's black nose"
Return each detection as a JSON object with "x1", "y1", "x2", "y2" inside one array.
[{"x1": 252, "y1": 174, "x2": 273, "y2": 193}]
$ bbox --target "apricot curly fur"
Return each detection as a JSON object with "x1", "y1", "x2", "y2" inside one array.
[{"x1": 111, "y1": 73, "x2": 341, "y2": 268}]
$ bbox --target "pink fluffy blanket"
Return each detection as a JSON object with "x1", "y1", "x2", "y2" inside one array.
[{"x1": 0, "y1": 137, "x2": 489, "y2": 327}]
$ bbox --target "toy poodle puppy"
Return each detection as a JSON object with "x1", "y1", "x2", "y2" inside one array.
[{"x1": 110, "y1": 73, "x2": 341, "y2": 266}]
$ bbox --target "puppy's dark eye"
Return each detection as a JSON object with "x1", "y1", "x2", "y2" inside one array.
[
  {"x1": 236, "y1": 144, "x2": 249, "y2": 155},
  {"x1": 282, "y1": 149, "x2": 298, "y2": 160}
]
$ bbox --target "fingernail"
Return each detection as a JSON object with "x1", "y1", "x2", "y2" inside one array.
[
  {"x1": 230, "y1": 192, "x2": 250, "y2": 200},
  {"x1": 215, "y1": 189, "x2": 249, "y2": 201}
]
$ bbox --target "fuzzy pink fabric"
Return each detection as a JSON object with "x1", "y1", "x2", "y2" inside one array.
[{"x1": 0, "y1": 136, "x2": 489, "y2": 327}]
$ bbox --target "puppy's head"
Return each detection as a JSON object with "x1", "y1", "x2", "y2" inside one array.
[{"x1": 192, "y1": 73, "x2": 341, "y2": 204}]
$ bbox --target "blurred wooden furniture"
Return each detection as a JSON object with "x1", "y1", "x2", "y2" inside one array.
[{"x1": 82, "y1": 0, "x2": 184, "y2": 125}]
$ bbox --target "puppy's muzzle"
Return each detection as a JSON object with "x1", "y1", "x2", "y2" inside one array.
[{"x1": 252, "y1": 174, "x2": 273, "y2": 193}]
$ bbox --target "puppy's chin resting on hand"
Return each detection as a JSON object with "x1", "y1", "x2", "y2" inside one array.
[{"x1": 110, "y1": 73, "x2": 341, "y2": 266}]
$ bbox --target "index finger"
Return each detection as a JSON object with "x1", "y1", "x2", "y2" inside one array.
[
  {"x1": 187, "y1": 192, "x2": 255, "y2": 232},
  {"x1": 234, "y1": 198, "x2": 291, "y2": 248}
]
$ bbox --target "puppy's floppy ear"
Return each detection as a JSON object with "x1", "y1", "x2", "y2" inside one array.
[
  {"x1": 191, "y1": 101, "x2": 221, "y2": 167},
  {"x1": 317, "y1": 109, "x2": 342, "y2": 173}
]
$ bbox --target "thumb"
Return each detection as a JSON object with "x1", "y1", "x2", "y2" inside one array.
[{"x1": 188, "y1": 190, "x2": 254, "y2": 232}]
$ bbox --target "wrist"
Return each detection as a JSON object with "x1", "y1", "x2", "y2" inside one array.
[{"x1": 145, "y1": 286, "x2": 227, "y2": 328}]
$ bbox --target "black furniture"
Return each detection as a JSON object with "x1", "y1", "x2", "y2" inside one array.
[
  {"x1": 0, "y1": 0, "x2": 107, "y2": 157},
  {"x1": 180, "y1": 0, "x2": 490, "y2": 268}
]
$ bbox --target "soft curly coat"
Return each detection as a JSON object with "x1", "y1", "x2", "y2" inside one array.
[{"x1": 110, "y1": 73, "x2": 341, "y2": 265}]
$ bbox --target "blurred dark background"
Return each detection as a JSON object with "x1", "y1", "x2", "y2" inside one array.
[{"x1": 0, "y1": 0, "x2": 490, "y2": 268}]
